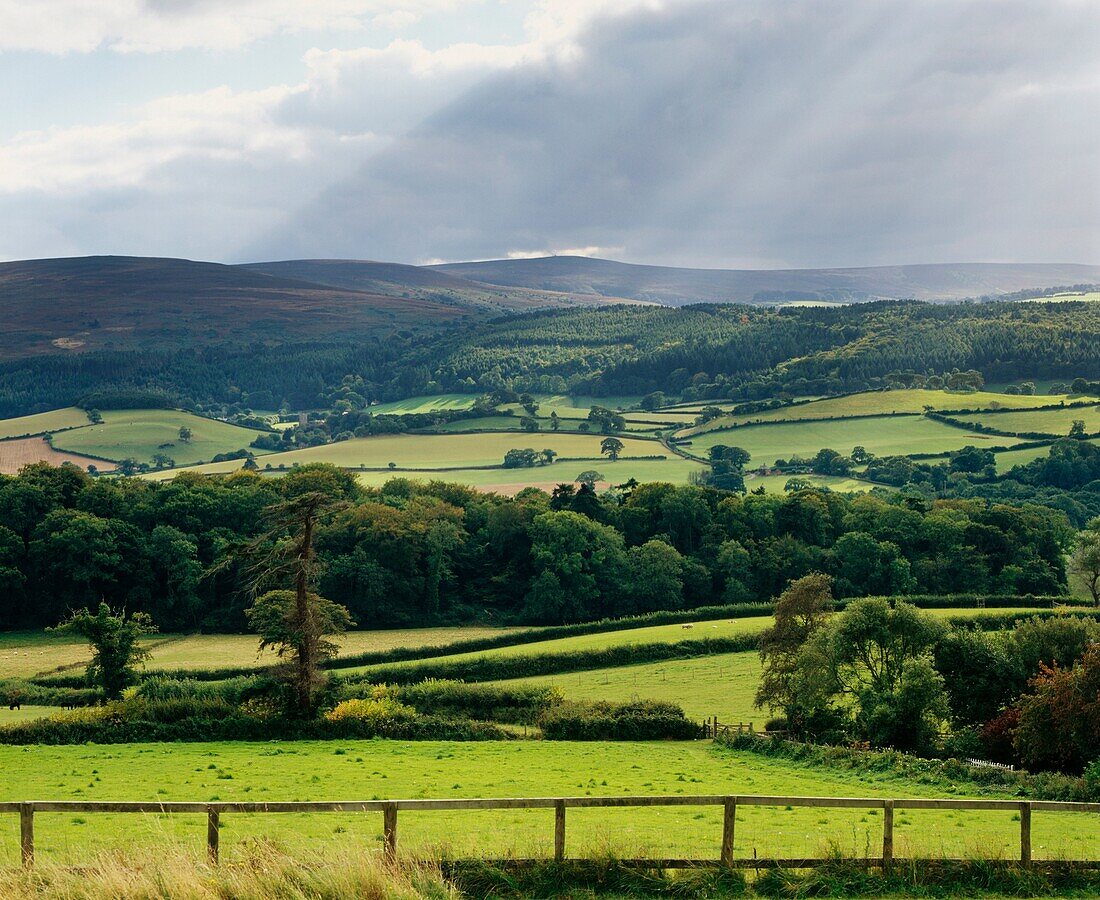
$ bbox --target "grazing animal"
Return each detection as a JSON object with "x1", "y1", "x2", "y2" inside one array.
[{"x1": 682, "y1": 623, "x2": 695, "y2": 630}]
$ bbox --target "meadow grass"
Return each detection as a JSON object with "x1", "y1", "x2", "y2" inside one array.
[
  {"x1": 953, "y1": 405, "x2": 1100, "y2": 437},
  {"x1": 51, "y1": 409, "x2": 272, "y2": 466},
  {"x1": 156, "y1": 432, "x2": 662, "y2": 477},
  {"x1": 682, "y1": 389, "x2": 1073, "y2": 435},
  {"x1": 0, "y1": 627, "x2": 522, "y2": 679},
  {"x1": 1, "y1": 740, "x2": 1095, "y2": 866},
  {"x1": 0, "y1": 407, "x2": 89, "y2": 439},
  {"x1": 681, "y1": 415, "x2": 985, "y2": 467}
]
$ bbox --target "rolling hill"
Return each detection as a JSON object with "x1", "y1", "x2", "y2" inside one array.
[
  {"x1": 0, "y1": 255, "x2": 470, "y2": 359},
  {"x1": 241, "y1": 258, "x2": 640, "y2": 311},
  {"x1": 430, "y1": 256, "x2": 1100, "y2": 305}
]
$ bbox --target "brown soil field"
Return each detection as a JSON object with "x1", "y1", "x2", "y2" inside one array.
[{"x1": 0, "y1": 437, "x2": 114, "y2": 474}]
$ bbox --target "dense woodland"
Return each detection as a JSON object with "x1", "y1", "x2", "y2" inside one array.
[
  {"x1": 0, "y1": 461, "x2": 1072, "y2": 633},
  {"x1": 0, "y1": 300, "x2": 1098, "y2": 418}
]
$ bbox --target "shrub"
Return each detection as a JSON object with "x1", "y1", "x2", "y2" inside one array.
[
  {"x1": 384, "y1": 679, "x2": 562, "y2": 724},
  {"x1": 324, "y1": 696, "x2": 417, "y2": 726},
  {"x1": 538, "y1": 700, "x2": 700, "y2": 740}
]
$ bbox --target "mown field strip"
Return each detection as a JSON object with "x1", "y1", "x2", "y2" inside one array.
[{"x1": 1, "y1": 741, "x2": 1095, "y2": 865}]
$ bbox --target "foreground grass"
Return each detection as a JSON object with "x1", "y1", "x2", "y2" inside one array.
[
  {"x1": 2, "y1": 741, "x2": 1096, "y2": 866},
  {"x1": 7, "y1": 849, "x2": 1099, "y2": 899}
]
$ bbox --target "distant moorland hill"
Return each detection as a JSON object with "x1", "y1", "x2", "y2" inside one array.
[{"x1": 431, "y1": 256, "x2": 1100, "y2": 305}]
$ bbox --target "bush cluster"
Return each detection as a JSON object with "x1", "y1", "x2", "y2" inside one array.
[{"x1": 538, "y1": 700, "x2": 700, "y2": 740}]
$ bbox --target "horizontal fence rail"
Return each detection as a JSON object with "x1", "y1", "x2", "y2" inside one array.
[{"x1": 4, "y1": 794, "x2": 1099, "y2": 869}]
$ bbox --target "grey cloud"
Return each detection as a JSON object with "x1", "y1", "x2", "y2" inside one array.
[{"x1": 255, "y1": 0, "x2": 1100, "y2": 267}]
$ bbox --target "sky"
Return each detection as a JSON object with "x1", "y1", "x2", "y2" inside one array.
[{"x1": 0, "y1": 0, "x2": 1098, "y2": 268}]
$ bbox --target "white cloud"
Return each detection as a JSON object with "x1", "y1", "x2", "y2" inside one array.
[
  {"x1": 253, "y1": 0, "x2": 1100, "y2": 267},
  {"x1": 0, "y1": 0, "x2": 464, "y2": 54},
  {"x1": 507, "y1": 246, "x2": 615, "y2": 259},
  {"x1": 0, "y1": 85, "x2": 316, "y2": 193}
]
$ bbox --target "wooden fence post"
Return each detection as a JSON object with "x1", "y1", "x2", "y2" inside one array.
[
  {"x1": 19, "y1": 802, "x2": 33, "y2": 868},
  {"x1": 383, "y1": 803, "x2": 398, "y2": 862},
  {"x1": 721, "y1": 798, "x2": 736, "y2": 866},
  {"x1": 1020, "y1": 801, "x2": 1032, "y2": 866},
  {"x1": 206, "y1": 806, "x2": 220, "y2": 864},
  {"x1": 881, "y1": 800, "x2": 894, "y2": 871},
  {"x1": 554, "y1": 800, "x2": 566, "y2": 862}
]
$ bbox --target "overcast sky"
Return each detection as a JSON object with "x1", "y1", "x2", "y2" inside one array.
[{"x1": 1, "y1": 0, "x2": 1098, "y2": 268}]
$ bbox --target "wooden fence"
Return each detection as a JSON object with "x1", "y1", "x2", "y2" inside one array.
[{"x1": 4, "y1": 794, "x2": 1099, "y2": 870}]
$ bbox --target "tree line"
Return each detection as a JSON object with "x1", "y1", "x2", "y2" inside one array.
[{"x1": 0, "y1": 461, "x2": 1072, "y2": 633}]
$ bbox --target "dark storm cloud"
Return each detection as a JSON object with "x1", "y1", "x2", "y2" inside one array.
[{"x1": 256, "y1": 0, "x2": 1100, "y2": 267}]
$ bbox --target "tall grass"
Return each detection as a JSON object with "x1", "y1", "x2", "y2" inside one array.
[{"x1": 7, "y1": 848, "x2": 1098, "y2": 898}]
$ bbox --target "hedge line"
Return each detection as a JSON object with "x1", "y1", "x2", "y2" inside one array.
[
  {"x1": 539, "y1": 700, "x2": 700, "y2": 740},
  {"x1": 719, "y1": 733, "x2": 1100, "y2": 803},
  {"x1": 26, "y1": 597, "x2": 1086, "y2": 691},
  {"x1": 342, "y1": 636, "x2": 762, "y2": 686},
  {"x1": 0, "y1": 713, "x2": 512, "y2": 745}
]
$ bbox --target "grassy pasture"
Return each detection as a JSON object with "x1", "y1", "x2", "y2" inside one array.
[
  {"x1": 1, "y1": 740, "x2": 1095, "y2": 865},
  {"x1": 0, "y1": 627, "x2": 522, "y2": 679},
  {"x1": 51, "y1": 410, "x2": 272, "y2": 466},
  {"x1": 684, "y1": 389, "x2": 1076, "y2": 435},
  {"x1": 953, "y1": 405, "x2": 1100, "y2": 437},
  {"x1": 681, "y1": 415, "x2": 982, "y2": 467},
  {"x1": 0, "y1": 407, "x2": 89, "y2": 439},
  {"x1": 156, "y1": 432, "x2": 663, "y2": 477}
]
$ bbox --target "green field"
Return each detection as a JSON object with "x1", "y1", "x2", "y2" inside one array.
[
  {"x1": 155, "y1": 432, "x2": 664, "y2": 478},
  {"x1": 0, "y1": 407, "x2": 90, "y2": 439},
  {"x1": 1, "y1": 740, "x2": 1095, "y2": 865},
  {"x1": 683, "y1": 389, "x2": 1077, "y2": 436},
  {"x1": 490, "y1": 651, "x2": 762, "y2": 722},
  {"x1": 366, "y1": 395, "x2": 481, "y2": 415},
  {"x1": 50, "y1": 409, "x2": 272, "y2": 466},
  {"x1": 990, "y1": 441, "x2": 1100, "y2": 473},
  {"x1": 681, "y1": 415, "x2": 984, "y2": 467},
  {"x1": 0, "y1": 627, "x2": 524, "y2": 679},
  {"x1": 953, "y1": 405, "x2": 1100, "y2": 437}
]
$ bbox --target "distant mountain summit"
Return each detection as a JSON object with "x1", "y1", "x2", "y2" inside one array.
[{"x1": 430, "y1": 256, "x2": 1100, "y2": 305}]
